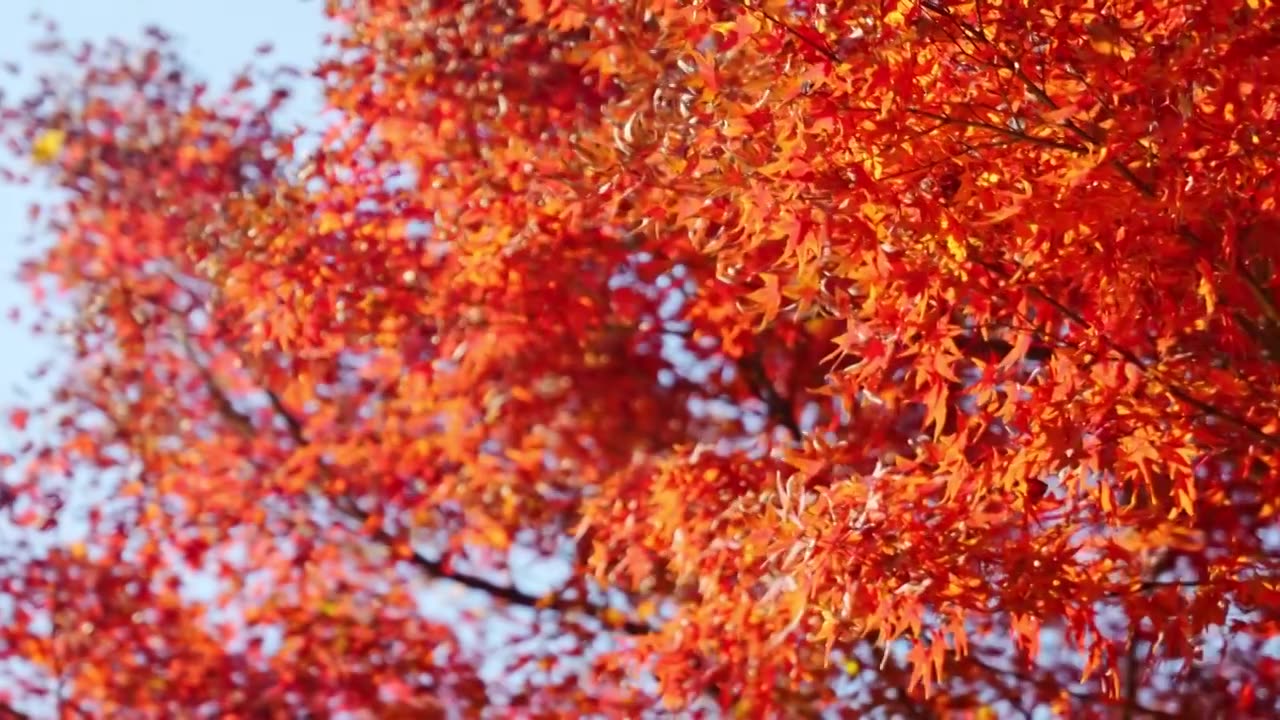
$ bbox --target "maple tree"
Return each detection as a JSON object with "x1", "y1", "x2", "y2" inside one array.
[{"x1": 1, "y1": 0, "x2": 1279, "y2": 716}]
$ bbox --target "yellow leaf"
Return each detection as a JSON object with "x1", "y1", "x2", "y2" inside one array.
[
  {"x1": 316, "y1": 211, "x2": 345, "y2": 235},
  {"x1": 481, "y1": 520, "x2": 511, "y2": 549},
  {"x1": 747, "y1": 273, "x2": 781, "y2": 328},
  {"x1": 1176, "y1": 487, "x2": 1196, "y2": 516},
  {"x1": 637, "y1": 599, "x2": 658, "y2": 620},
  {"x1": 31, "y1": 129, "x2": 67, "y2": 164},
  {"x1": 1197, "y1": 270, "x2": 1216, "y2": 315},
  {"x1": 860, "y1": 203, "x2": 887, "y2": 223}
]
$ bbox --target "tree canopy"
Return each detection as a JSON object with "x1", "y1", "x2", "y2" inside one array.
[{"x1": 2, "y1": 0, "x2": 1279, "y2": 717}]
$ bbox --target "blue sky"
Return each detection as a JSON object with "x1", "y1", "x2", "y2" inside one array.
[{"x1": 0, "y1": 0, "x2": 329, "y2": 413}]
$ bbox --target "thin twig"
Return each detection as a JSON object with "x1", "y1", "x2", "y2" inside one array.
[
  {"x1": 193, "y1": 354, "x2": 653, "y2": 636},
  {"x1": 739, "y1": 351, "x2": 803, "y2": 439}
]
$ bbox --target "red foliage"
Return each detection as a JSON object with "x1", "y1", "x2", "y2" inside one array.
[{"x1": 1, "y1": 0, "x2": 1280, "y2": 716}]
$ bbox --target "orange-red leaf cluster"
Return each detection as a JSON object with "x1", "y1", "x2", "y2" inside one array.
[{"x1": 1, "y1": 0, "x2": 1279, "y2": 716}]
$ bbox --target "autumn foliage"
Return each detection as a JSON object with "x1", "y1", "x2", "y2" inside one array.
[{"x1": 1, "y1": 0, "x2": 1279, "y2": 716}]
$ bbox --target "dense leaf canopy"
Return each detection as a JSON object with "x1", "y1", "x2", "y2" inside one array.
[{"x1": 2, "y1": 0, "x2": 1280, "y2": 717}]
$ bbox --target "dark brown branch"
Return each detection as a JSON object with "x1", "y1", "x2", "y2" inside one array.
[
  {"x1": 740, "y1": 8, "x2": 1273, "y2": 442},
  {"x1": 189, "y1": 355, "x2": 654, "y2": 636},
  {"x1": 354, "y1": 500, "x2": 651, "y2": 635},
  {"x1": 922, "y1": 5, "x2": 1151, "y2": 190},
  {"x1": 742, "y1": 2, "x2": 1089, "y2": 154},
  {"x1": 739, "y1": 351, "x2": 803, "y2": 439},
  {"x1": 956, "y1": 256, "x2": 1279, "y2": 446},
  {"x1": 1121, "y1": 631, "x2": 1141, "y2": 720},
  {"x1": 743, "y1": 5, "x2": 1275, "y2": 441},
  {"x1": 1122, "y1": 550, "x2": 1174, "y2": 720},
  {"x1": 747, "y1": 0, "x2": 1279, "y2": 391},
  {"x1": 1235, "y1": 244, "x2": 1280, "y2": 336},
  {"x1": 902, "y1": 107, "x2": 1089, "y2": 154},
  {"x1": 921, "y1": 3, "x2": 1280, "y2": 375},
  {"x1": 1023, "y1": 279, "x2": 1278, "y2": 446},
  {"x1": 965, "y1": 655, "x2": 1179, "y2": 719},
  {"x1": 267, "y1": 384, "x2": 653, "y2": 635},
  {"x1": 738, "y1": 0, "x2": 839, "y2": 64}
]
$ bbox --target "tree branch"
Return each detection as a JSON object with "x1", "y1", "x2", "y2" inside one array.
[
  {"x1": 739, "y1": 0, "x2": 839, "y2": 64},
  {"x1": 219, "y1": 363, "x2": 653, "y2": 635},
  {"x1": 739, "y1": 351, "x2": 803, "y2": 439}
]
